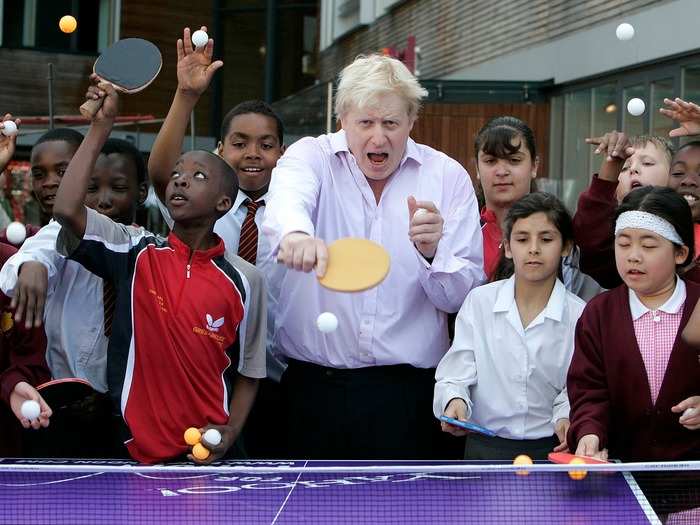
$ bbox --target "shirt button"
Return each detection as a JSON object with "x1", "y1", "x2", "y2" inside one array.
[{"x1": 653, "y1": 316, "x2": 661, "y2": 322}]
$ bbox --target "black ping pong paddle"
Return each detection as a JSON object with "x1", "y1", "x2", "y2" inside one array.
[
  {"x1": 37, "y1": 378, "x2": 96, "y2": 411},
  {"x1": 79, "y1": 38, "x2": 162, "y2": 118}
]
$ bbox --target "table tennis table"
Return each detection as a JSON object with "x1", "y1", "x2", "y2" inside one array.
[{"x1": 0, "y1": 459, "x2": 662, "y2": 524}]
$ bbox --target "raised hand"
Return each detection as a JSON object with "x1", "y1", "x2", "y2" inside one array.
[
  {"x1": 0, "y1": 113, "x2": 20, "y2": 173},
  {"x1": 176, "y1": 26, "x2": 223, "y2": 98},
  {"x1": 660, "y1": 97, "x2": 700, "y2": 138}
]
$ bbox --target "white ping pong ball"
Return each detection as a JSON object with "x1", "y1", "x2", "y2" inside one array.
[
  {"x1": 21, "y1": 400, "x2": 41, "y2": 420},
  {"x1": 627, "y1": 98, "x2": 645, "y2": 117},
  {"x1": 616, "y1": 23, "x2": 635, "y2": 41},
  {"x1": 6, "y1": 221, "x2": 26, "y2": 245},
  {"x1": 683, "y1": 407, "x2": 698, "y2": 418},
  {"x1": 1, "y1": 120, "x2": 17, "y2": 137},
  {"x1": 316, "y1": 312, "x2": 338, "y2": 333},
  {"x1": 414, "y1": 209, "x2": 428, "y2": 217},
  {"x1": 203, "y1": 428, "x2": 222, "y2": 447},
  {"x1": 192, "y1": 30, "x2": 209, "y2": 48}
]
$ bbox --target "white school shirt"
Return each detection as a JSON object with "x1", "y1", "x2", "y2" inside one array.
[
  {"x1": 157, "y1": 189, "x2": 286, "y2": 381},
  {"x1": 0, "y1": 221, "x2": 108, "y2": 392},
  {"x1": 433, "y1": 276, "x2": 586, "y2": 439},
  {"x1": 262, "y1": 130, "x2": 485, "y2": 369}
]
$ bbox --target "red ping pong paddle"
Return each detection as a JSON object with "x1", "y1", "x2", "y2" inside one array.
[
  {"x1": 79, "y1": 38, "x2": 162, "y2": 118},
  {"x1": 37, "y1": 378, "x2": 96, "y2": 411},
  {"x1": 548, "y1": 452, "x2": 608, "y2": 465}
]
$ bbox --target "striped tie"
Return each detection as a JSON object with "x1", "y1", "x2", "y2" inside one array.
[
  {"x1": 238, "y1": 199, "x2": 264, "y2": 264},
  {"x1": 103, "y1": 280, "x2": 115, "y2": 338}
]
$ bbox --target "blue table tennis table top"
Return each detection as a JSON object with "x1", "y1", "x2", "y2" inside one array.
[{"x1": 0, "y1": 459, "x2": 660, "y2": 524}]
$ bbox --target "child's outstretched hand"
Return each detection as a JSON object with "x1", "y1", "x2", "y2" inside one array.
[
  {"x1": 11, "y1": 261, "x2": 48, "y2": 328},
  {"x1": 575, "y1": 434, "x2": 609, "y2": 460},
  {"x1": 9, "y1": 381, "x2": 51, "y2": 430},
  {"x1": 440, "y1": 398, "x2": 469, "y2": 437},
  {"x1": 660, "y1": 97, "x2": 700, "y2": 138},
  {"x1": 0, "y1": 114, "x2": 20, "y2": 173},
  {"x1": 585, "y1": 130, "x2": 634, "y2": 184},
  {"x1": 585, "y1": 130, "x2": 634, "y2": 162},
  {"x1": 672, "y1": 396, "x2": 700, "y2": 430},
  {"x1": 176, "y1": 26, "x2": 223, "y2": 98},
  {"x1": 84, "y1": 75, "x2": 119, "y2": 123},
  {"x1": 553, "y1": 418, "x2": 570, "y2": 452},
  {"x1": 187, "y1": 424, "x2": 237, "y2": 465}
]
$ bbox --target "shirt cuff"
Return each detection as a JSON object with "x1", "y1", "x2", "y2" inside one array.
[{"x1": 552, "y1": 403, "x2": 570, "y2": 425}]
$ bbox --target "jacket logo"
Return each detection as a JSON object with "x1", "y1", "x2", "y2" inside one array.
[{"x1": 206, "y1": 314, "x2": 224, "y2": 332}]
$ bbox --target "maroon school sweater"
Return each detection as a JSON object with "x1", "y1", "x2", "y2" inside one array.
[
  {"x1": 572, "y1": 174, "x2": 621, "y2": 289},
  {"x1": 0, "y1": 242, "x2": 50, "y2": 456},
  {"x1": 567, "y1": 280, "x2": 700, "y2": 461}
]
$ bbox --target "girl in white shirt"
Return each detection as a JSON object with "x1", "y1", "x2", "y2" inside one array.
[{"x1": 434, "y1": 192, "x2": 587, "y2": 460}]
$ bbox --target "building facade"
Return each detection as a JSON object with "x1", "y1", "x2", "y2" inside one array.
[{"x1": 315, "y1": 0, "x2": 700, "y2": 209}]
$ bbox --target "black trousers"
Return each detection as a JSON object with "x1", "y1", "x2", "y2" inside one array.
[
  {"x1": 464, "y1": 433, "x2": 558, "y2": 461},
  {"x1": 281, "y1": 358, "x2": 463, "y2": 460},
  {"x1": 241, "y1": 377, "x2": 287, "y2": 459}
]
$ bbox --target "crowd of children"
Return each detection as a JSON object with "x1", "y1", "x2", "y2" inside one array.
[{"x1": 0, "y1": 28, "x2": 698, "y2": 502}]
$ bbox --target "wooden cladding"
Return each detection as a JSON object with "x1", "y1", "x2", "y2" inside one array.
[
  {"x1": 319, "y1": 0, "x2": 664, "y2": 82},
  {"x1": 411, "y1": 102, "x2": 550, "y2": 181}
]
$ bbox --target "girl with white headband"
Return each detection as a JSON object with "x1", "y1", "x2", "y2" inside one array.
[{"x1": 567, "y1": 186, "x2": 700, "y2": 468}]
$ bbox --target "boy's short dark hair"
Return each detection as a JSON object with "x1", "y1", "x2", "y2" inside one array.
[
  {"x1": 33, "y1": 128, "x2": 84, "y2": 150},
  {"x1": 101, "y1": 138, "x2": 147, "y2": 185},
  {"x1": 220, "y1": 100, "x2": 284, "y2": 145},
  {"x1": 196, "y1": 150, "x2": 238, "y2": 202},
  {"x1": 673, "y1": 140, "x2": 700, "y2": 160}
]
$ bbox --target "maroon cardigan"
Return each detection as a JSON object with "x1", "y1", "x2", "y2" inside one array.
[
  {"x1": 0, "y1": 242, "x2": 50, "y2": 456},
  {"x1": 567, "y1": 280, "x2": 700, "y2": 461},
  {"x1": 572, "y1": 174, "x2": 622, "y2": 289}
]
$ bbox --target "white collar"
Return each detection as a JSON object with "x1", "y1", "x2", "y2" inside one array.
[
  {"x1": 234, "y1": 189, "x2": 268, "y2": 211},
  {"x1": 493, "y1": 275, "x2": 567, "y2": 323},
  {"x1": 628, "y1": 278, "x2": 686, "y2": 320}
]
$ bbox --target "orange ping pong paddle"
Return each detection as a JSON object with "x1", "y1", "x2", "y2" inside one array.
[{"x1": 318, "y1": 238, "x2": 390, "y2": 292}]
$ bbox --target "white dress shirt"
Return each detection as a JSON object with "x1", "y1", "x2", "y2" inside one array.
[
  {"x1": 158, "y1": 189, "x2": 286, "y2": 381},
  {"x1": 433, "y1": 276, "x2": 586, "y2": 439},
  {"x1": 0, "y1": 221, "x2": 108, "y2": 392},
  {"x1": 262, "y1": 130, "x2": 485, "y2": 369}
]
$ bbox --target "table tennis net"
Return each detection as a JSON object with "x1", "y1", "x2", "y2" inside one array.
[{"x1": 0, "y1": 460, "x2": 699, "y2": 524}]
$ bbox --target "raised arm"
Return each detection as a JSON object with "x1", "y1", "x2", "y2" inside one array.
[
  {"x1": 148, "y1": 27, "x2": 223, "y2": 202},
  {"x1": 0, "y1": 114, "x2": 20, "y2": 174},
  {"x1": 53, "y1": 79, "x2": 118, "y2": 238}
]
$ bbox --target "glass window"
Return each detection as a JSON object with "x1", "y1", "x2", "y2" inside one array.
[
  {"x1": 682, "y1": 65, "x2": 700, "y2": 103},
  {"x1": 650, "y1": 78, "x2": 675, "y2": 138},
  {"x1": 543, "y1": 95, "x2": 564, "y2": 197},
  {"x1": 622, "y1": 84, "x2": 646, "y2": 136},
  {"x1": 562, "y1": 89, "x2": 592, "y2": 210},
  {"x1": 1, "y1": 0, "x2": 106, "y2": 53}
]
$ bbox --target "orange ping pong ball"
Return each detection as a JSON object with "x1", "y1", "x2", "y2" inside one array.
[
  {"x1": 184, "y1": 427, "x2": 201, "y2": 446},
  {"x1": 513, "y1": 454, "x2": 533, "y2": 476},
  {"x1": 568, "y1": 457, "x2": 588, "y2": 480},
  {"x1": 192, "y1": 443, "x2": 210, "y2": 461},
  {"x1": 59, "y1": 15, "x2": 77, "y2": 34}
]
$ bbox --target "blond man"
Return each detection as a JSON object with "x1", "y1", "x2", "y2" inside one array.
[{"x1": 263, "y1": 55, "x2": 484, "y2": 459}]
